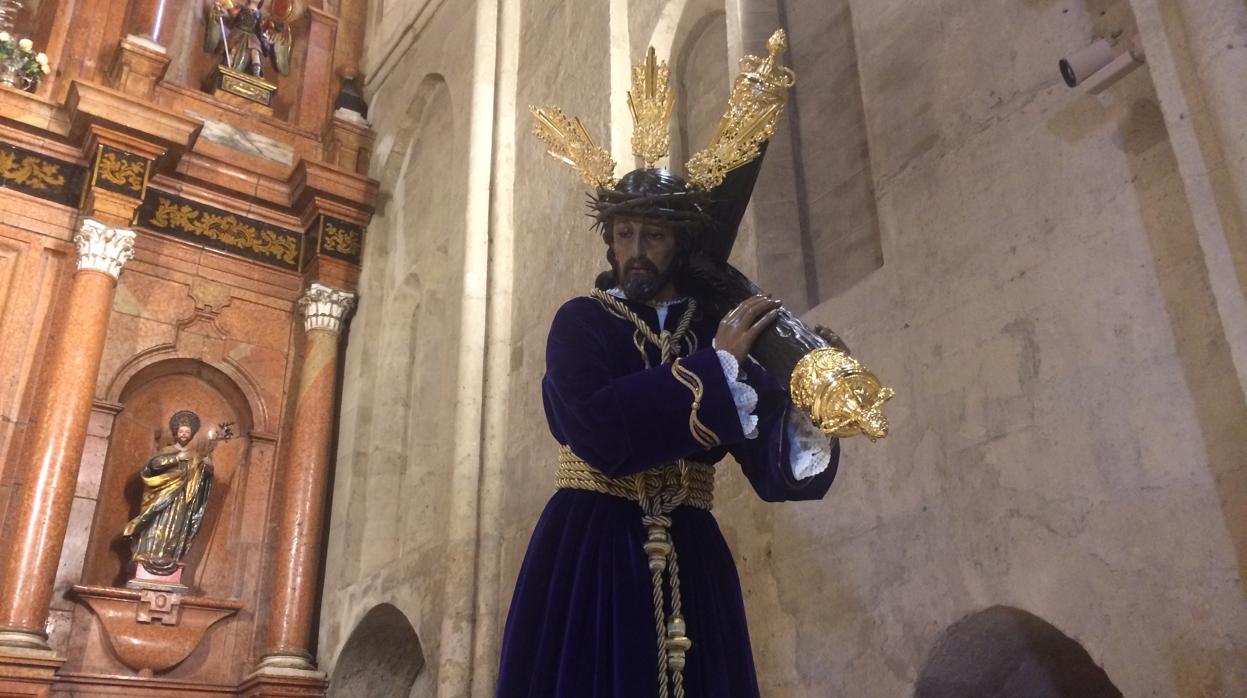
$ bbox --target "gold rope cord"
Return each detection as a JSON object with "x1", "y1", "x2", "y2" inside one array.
[
  {"x1": 555, "y1": 447, "x2": 714, "y2": 511},
  {"x1": 590, "y1": 288, "x2": 697, "y2": 367},
  {"x1": 592, "y1": 290, "x2": 720, "y2": 448},
  {"x1": 582, "y1": 290, "x2": 727, "y2": 696},
  {"x1": 556, "y1": 442, "x2": 714, "y2": 696}
]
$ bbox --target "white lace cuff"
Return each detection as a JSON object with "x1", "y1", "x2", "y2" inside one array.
[
  {"x1": 786, "y1": 409, "x2": 833, "y2": 480},
  {"x1": 715, "y1": 349, "x2": 759, "y2": 439}
]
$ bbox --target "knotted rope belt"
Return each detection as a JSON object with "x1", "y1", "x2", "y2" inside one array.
[{"x1": 556, "y1": 446, "x2": 715, "y2": 698}]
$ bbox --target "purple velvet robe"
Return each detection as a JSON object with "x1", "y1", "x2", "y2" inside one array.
[{"x1": 496, "y1": 295, "x2": 840, "y2": 698}]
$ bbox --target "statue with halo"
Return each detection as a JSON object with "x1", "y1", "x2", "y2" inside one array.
[{"x1": 123, "y1": 410, "x2": 235, "y2": 591}]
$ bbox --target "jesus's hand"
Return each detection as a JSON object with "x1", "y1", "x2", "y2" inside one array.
[{"x1": 715, "y1": 295, "x2": 783, "y2": 362}]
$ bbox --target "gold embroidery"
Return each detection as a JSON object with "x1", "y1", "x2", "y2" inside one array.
[
  {"x1": 97, "y1": 150, "x2": 147, "y2": 192},
  {"x1": 0, "y1": 149, "x2": 66, "y2": 190},
  {"x1": 149, "y1": 197, "x2": 299, "y2": 265},
  {"x1": 671, "y1": 358, "x2": 721, "y2": 449},
  {"x1": 322, "y1": 220, "x2": 362, "y2": 256}
]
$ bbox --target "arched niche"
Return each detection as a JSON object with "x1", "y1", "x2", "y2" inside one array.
[
  {"x1": 341, "y1": 72, "x2": 460, "y2": 579},
  {"x1": 81, "y1": 358, "x2": 256, "y2": 597},
  {"x1": 914, "y1": 605, "x2": 1122, "y2": 698},
  {"x1": 671, "y1": 10, "x2": 729, "y2": 167},
  {"x1": 734, "y1": 0, "x2": 883, "y2": 308},
  {"x1": 387, "y1": 73, "x2": 455, "y2": 276},
  {"x1": 328, "y1": 603, "x2": 425, "y2": 698},
  {"x1": 104, "y1": 346, "x2": 274, "y2": 434}
]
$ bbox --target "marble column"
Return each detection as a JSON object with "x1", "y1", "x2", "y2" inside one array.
[
  {"x1": 0, "y1": 219, "x2": 136, "y2": 650},
  {"x1": 125, "y1": 0, "x2": 170, "y2": 45},
  {"x1": 257, "y1": 283, "x2": 355, "y2": 673}
]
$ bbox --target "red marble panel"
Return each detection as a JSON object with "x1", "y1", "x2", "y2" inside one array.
[
  {"x1": 112, "y1": 269, "x2": 197, "y2": 326},
  {"x1": 0, "y1": 220, "x2": 73, "y2": 494},
  {"x1": 218, "y1": 298, "x2": 296, "y2": 353}
]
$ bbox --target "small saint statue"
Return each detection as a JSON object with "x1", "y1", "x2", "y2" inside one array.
[
  {"x1": 123, "y1": 410, "x2": 235, "y2": 588},
  {"x1": 203, "y1": 0, "x2": 295, "y2": 79}
]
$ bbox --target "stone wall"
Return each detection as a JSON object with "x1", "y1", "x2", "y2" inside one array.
[
  {"x1": 323, "y1": 0, "x2": 1247, "y2": 695},
  {"x1": 730, "y1": 0, "x2": 1247, "y2": 694},
  {"x1": 317, "y1": 2, "x2": 476, "y2": 695}
]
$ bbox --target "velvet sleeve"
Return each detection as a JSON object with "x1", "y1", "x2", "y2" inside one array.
[
  {"x1": 542, "y1": 299, "x2": 747, "y2": 478},
  {"x1": 728, "y1": 360, "x2": 839, "y2": 502}
]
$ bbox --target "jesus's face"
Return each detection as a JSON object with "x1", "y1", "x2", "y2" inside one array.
[
  {"x1": 608, "y1": 215, "x2": 680, "y2": 303},
  {"x1": 175, "y1": 425, "x2": 194, "y2": 447}
]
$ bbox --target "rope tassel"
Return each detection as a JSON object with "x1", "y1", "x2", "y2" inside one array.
[{"x1": 642, "y1": 514, "x2": 690, "y2": 698}]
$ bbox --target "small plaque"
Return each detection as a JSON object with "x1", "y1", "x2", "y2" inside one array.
[{"x1": 213, "y1": 65, "x2": 276, "y2": 108}]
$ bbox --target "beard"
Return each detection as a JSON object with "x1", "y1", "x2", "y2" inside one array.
[{"x1": 616, "y1": 257, "x2": 674, "y2": 302}]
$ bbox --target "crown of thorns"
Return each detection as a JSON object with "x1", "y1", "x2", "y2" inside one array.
[{"x1": 587, "y1": 167, "x2": 715, "y2": 233}]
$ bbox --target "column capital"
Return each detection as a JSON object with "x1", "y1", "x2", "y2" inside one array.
[
  {"x1": 74, "y1": 219, "x2": 136, "y2": 279},
  {"x1": 297, "y1": 283, "x2": 356, "y2": 334}
]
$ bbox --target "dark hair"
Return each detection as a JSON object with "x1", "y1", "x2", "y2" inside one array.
[
  {"x1": 591, "y1": 168, "x2": 711, "y2": 291},
  {"x1": 169, "y1": 410, "x2": 201, "y2": 438}
]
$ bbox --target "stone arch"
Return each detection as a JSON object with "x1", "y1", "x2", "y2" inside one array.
[
  {"x1": 340, "y1": 69, "x2": 462, "y2": 578},
  {"x1": 104, "y1": 345, "x2": 272, "y2": 434},
  {"x1": 646, "y1": 0, "x2": 726, "y2": 70},
  {"x1": 671, "y1": 10, "x2": 729, "y2": 167},
  {"x1": 329, "y1": 603, "x2": 425, "y2": 698},
  {"x1": 914, "y1": 606, "x2": 1122, "y2": 698},
  {"x1": 386, "y1": 73, "x2": 453, "y2": 284}
]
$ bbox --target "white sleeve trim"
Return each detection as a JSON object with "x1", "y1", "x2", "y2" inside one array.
[
  {"x1": 714, "y1": 349, "x2": 759, "y2": 440},
  {"x1": 786, "y1": 409, "x2": 833, "y2": 480}
]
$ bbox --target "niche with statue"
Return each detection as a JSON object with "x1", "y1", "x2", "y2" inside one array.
[{"x1": 68, "y1": 359, "x2": 261, "y2": 677}]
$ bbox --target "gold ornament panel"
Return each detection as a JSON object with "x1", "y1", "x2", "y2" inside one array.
[
  {"x1": 315, "y1": 215, "x2": 364, "y2": 263},
  {"x1": 138, "y1": 192, "x2": 303, "y2": 271},
  {"x1": 92, "y1": 145, "x2": 150, "y2": 195},
  {"x1": 0, "y1": 143, "x2": 86, "y2": 207}
]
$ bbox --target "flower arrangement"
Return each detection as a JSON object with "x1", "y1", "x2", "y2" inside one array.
[{"x1": 0, "y1": 31, "x2": 49, "y2": 91}]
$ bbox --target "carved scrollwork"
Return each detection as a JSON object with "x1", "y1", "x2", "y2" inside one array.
[
  {"x1": 0, "y1": 148, "x2": 65, "y2": 190},
  {"x1": 322, "y1": 220, "x2": 361, "y2": 256},
  {"x1": 97, "y1": 148, "x2": 147, "y2": 192},
  {"x1": 148, "y1": 196, "x2": 300, "y2": 267}
]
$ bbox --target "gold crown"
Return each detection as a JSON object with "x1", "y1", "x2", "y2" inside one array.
[
  {"x1": 530, "y1": 106, "x2": 618, "y2": 189},
  {"x1": 628, "y1": 46, "x2": 676, "y2": 168},
  {"x1": 685, "y1": 30, "x2": 796, "y2": 190},
  {"x1": 531, "y1": 29, "x2": 795, "y2": 190}
]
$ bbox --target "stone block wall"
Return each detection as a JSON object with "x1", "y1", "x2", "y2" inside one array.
[{"x1": 323, "y1": 0, "x2": 1247, "y2": 695}]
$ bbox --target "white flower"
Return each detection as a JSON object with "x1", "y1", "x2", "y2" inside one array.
[
  {"x1": 35, "y1": 53, "x2": 47, "y2": 65},
  {"x1": 0, "y1": 32, "x2": 10, "y2": 43},
  {"x1": 41, "y1": 62, "x2": 49, "y2": 74},
  {"x1": 18, "y1": 38, "x2": 33, "y2": 52}
]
